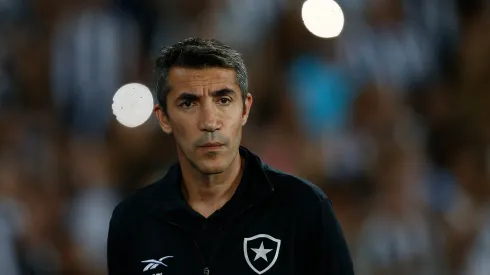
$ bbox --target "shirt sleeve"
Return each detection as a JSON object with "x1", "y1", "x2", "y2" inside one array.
[
  {"x1": 107, "y1": 205, "x2": 128, "y2": 275},
  {"x1": 295, "y1": 197, "x2": 355, "y2": 275}
]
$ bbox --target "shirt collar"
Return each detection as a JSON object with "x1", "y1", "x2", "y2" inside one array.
[{"x1": 147, "y1": 146, "x2": 275, "y2": 220}]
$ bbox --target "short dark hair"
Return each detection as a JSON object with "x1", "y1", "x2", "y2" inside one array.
[{"x1": 154, "y1": 37, "x2": 248, "y2": 114}]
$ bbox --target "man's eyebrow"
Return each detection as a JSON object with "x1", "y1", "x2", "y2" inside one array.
[
  {"x1": 211, "y1": 88, "x2": 236, "y2": 97},
  {"x1": 175, "y1": 89, "x2": 236, "y2": 102},
  {"x1": 175, "y1": 93, "x2": 199, "y2": 102}
]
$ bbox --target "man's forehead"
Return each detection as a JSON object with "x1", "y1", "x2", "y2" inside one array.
[
  {"x1": 168, "y1": 67, "x2": 236, "y2": 85},
  {"x1": 167, "y1": 67, "x2": 240, "y2": 97}
]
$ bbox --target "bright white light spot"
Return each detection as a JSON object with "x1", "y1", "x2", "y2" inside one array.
[
  {"x1": 112, "y1": 83, "x2": 154, "y2": 128},
  {"x1": 301, "y1": 0, "x2": 345, "y2": 38}
]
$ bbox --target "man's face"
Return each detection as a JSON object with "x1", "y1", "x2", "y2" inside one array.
[{"x1": 155, "y1": 67, "x2": 253, "y2": 175}]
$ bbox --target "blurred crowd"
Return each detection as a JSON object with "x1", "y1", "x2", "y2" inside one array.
[{"x1": 1, "y1": 0, "x2": 490, "y2": 274}]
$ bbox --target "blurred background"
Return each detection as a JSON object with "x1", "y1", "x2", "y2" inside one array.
[{"x1": 1, "y1": 0, "x2": 490, "y2": 274}]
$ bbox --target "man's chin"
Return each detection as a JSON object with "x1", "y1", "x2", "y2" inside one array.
[{"x1": 195, "y1": 163, "x2": 227, "y2": 175}]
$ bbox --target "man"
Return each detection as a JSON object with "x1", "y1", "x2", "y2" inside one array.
[{"x1": 107, "y1": 37, "x2": 354, "y2": 275}]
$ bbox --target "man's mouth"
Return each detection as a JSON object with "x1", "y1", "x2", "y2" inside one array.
[{"x1": 198, "y1": 142, "x2": 225, "y2": 149}]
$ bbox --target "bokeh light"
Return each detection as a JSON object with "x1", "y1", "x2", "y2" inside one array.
[
  {"x1": 301, "y1": 0, "x2": 345, "y2": 38},
  {"x1": 112, "y1": 83, "x2": 154, "y2": 128}
]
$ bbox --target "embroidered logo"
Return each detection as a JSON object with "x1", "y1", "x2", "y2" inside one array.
[
  {"x1": 244, "y1": 234, "x2": 281, "y2": 274},
  {"x1": 141, "y1": 256, "x2": 174, "y2": 272}
]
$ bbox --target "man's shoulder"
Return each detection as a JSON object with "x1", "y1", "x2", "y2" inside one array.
[
  {"x1": 262, "y1": 164, "x2": 328, "y2": 205},
  {"x1": 111, "y1": 179, "x2": 164, "y2": 219}
]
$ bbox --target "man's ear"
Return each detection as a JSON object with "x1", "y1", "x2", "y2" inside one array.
[
  {"x1": 154, "y1": 104, "x2": 172, "y2": 134},
  {"x1": 241, "y1": 93, "x2": 253, "y2": 126}
]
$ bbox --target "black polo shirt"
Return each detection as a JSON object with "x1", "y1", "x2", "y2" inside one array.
[{"x1": 107, "y1": 146, "x2": 354, "y2": 275}]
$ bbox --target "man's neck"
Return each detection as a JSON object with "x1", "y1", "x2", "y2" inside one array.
[{"x1": 180, "y1": 153, "x2": 244, "y2": 218}]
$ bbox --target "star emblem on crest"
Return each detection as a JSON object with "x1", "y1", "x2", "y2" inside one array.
[{"x1": 243, "y1": 234, "x2": 281, "y2": 274}]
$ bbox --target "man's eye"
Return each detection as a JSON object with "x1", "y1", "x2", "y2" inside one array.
[
  {"x1": 179, "y1": 101, "x2": 194, "y2": 108},
  {"x1": 218, "y1": 98, "x2": 231, "y2": 105}
]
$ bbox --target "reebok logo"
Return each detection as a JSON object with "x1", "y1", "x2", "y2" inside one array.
[{"x1": 141, "y1": 256, "x2": 174, "y2": 272}]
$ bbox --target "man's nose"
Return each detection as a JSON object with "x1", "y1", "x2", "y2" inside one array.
[{"x1": 199, "y1": 103, "x2": 221, "y2": 132}]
